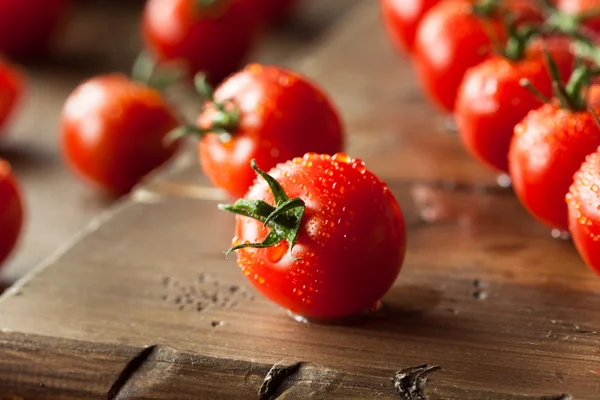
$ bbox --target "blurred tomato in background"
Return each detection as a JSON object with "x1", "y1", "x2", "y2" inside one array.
[
  {"x1": 0, "y1": 0, "x2": 71, "y2": 60},
  {"x1": 142, "y1": 0, "x2": 259, "y2": 85}
]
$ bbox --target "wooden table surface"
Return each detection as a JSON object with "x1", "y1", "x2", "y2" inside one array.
[{"x1": 2, "y1": 1, "x2": 600, "y2": 399}]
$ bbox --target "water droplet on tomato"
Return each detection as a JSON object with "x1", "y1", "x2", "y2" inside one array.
[
  {"x1": 332, "y1": 153, "x2": 351, "y2": 163},
  {"x1": 248, "y1": 64, "x2": 263, "y2": 73}
]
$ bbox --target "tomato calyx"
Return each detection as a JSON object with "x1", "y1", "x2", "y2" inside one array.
[
  {"x1": 472, "y1": 0, "x2": 502, "y2": 18},
  {"x1": 501, "y1": 20, "x2": 539, "y2": 61},
  {"x1": 166, "y1": 73, "x2": 241, "y2": 143},
  {"x1": 521, "y1": 52, "x2": 600, "y2": 111},
  {"x1": 218, "y1": 159, "x2": 306, "y2": 260},
  {"x1": 540, "y1": 2, "x2": 600, "y2": 65},
  {"x1": 544, "y1": 1, "x2": 600, "y2": 35}
]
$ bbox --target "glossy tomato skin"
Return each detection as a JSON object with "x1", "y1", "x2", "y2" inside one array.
[
  {"x1": 456, "y1": 37, "x2": 574, "y2": 173},
  {"x1": 413, "y1": 0, "x2": 542, "y2": 113},
  {"x1": 0, "y1": 0, "x2": 69, "y2": 60},
  {"x1": 413, "y1": 0, "x2": 505, "y2": 113},
  {"x1": 142, "y1": 0, "x2": 258, "y2": 85},
  {"x1": 380, "y1": 0, "x2": 440, "y2": 54},
  {"x1": 61, "y1": 74, "x2": 180, "y2": 195},
  {"x1": 0, "y1": 59, "x2": 26, "y2": 137},
  {"x1": 567, "y1": 150, "x2": 600, "y2": 273},
  {"x1": 231, "y1": 153, "x2": 406, "y2": 319},
  {"x1": 509, "y1": 104, "x2": 600, "y2": 231},
  {"x1": 0, "y1": 160, "x2": 24, "y2": 268},
  {"x1": 556, "y1": 0, "x2": 600, "y2": 33},
  {"x1": 198, "y1": 64, "x2": 344, "y2": 199}
]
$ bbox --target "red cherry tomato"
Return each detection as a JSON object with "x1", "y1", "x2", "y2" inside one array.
[
  {"x1": 380, "y1": 0, "x2": 440, "y2": 54},
  {"x1": 0, "y1": 0, "x2": 69, "y2": 60},
  {"x1": 413, "y1": 0, "x2": 542, "y2": 113},
  {"x1": 567, "y1": 147, "x2": 600, "y2": 273},
  {"x1": 220, "y1": 153, "x2": 406, "y2": 319},
  {"x1": 142, "y1": 0, "x2": 258, "y2": 85},
  {"x1": 456, "y1": 36, "x2": 574, "y2": 173},
  {"x1": 197, "y1": 64, "x2": 344, "y2": 198},
  {"x1": 0, "y1": 160, "x2": 24, "y2": 268},
  {"x1": 556, "y1": 0, "x2": 600, "y2": 33},
  {"x1": 413, "y1": 0, "x2": 505, "y2": 113},
  {"x1": 61, "y1": 74, "x2": 180, "y2": 195},
  {"x1": 0, "y1": 59, "x2": 26, "y2": 137},
  {"x1": 509, "y1": 104, "x2": 600, "y2": 231}
]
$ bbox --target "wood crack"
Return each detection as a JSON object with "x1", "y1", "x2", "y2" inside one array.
[
  {"x1": 541, "y1": 395, "x2": 572, "y2": 400},
  {"x1": 392, "y1": 364, "x2": 441, "y2": 400},
  {"x1": 258, "y1": 361, "x2": 303, "y2": 400},
  {"x1": 107, "y1": 345, "x2": 159, "y2": 400},
  {"x1": 106, "y1": 345, "x2": 179, "y2": 400}
]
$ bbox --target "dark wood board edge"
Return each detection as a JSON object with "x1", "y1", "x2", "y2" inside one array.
[{"x1": 0, "y1": 331, "x2": 574, "y2": 400}]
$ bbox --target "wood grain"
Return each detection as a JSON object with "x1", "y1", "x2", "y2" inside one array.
[{"x1": 2, "y1": 1, "x2": 600, "y2": 399}]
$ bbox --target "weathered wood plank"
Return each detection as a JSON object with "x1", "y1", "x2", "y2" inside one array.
[
  {"x1": 1, "y1": 176, "x2": 599, "y2": 398},
  {"x1": 2, "y1": 1, "x2": 599, "y2": 399}
]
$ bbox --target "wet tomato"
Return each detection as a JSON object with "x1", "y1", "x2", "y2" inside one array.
[
  {"x1": 196, "y1": 64, "x2": 344, "y2": 198},
  {"x1": 0, "y1": 160, "x2": 24, "y2": 268},
  {"x1": 456, "y1": 36, "x2": 574, "y2": 173},
  {"x1": 219, "y1": 153, "x2": 406, "y2": 319},
  {"x1": 413, "y1": 0, "x2": 542, "y2": 113},
  {"x1": 142, "y1": 0, "x2": 258, "y2": 85},
  {"x1": 0, "y1": 59, "x2": 26, "y2": 138},
  {"x1": 380, "y1": 0, "x2": 440, "y2": 54},
  {"x1": 567, "y1": 146, "x2": 600, "y2": 273},
  {"x1": 509, "y1": 104, "x2": 600, "y2": 231},
  {"x1": 61, "y1": 74, "x2": 180, "y2": 195},
  {"x1": 0, "y1": 0, "x2": 70, "y2": 60}
]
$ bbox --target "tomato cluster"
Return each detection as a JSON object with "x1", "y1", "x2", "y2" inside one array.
[
  {"x1": 5, "y1": 0, "x2": 600, "y2": 320},
  {"x1": 383, "y1": 0, "x2": 600, "y2": 274},
  {"x1": 0, "y1": 0, "x2": 407, "y2": 320}
]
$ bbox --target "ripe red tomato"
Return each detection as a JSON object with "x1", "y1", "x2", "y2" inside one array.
[
  {"x1": 197, "y1": 64, "x2": 344, "y2": 198},
  {"x1": 0, "y1": 160, "x2": 24, "y2": 268},
  {"x1": 567, "y1": 147, "x2": 600, "y2": 273},
  {"x1": 380, "y1": 0, "x2": 440, "y2": 54},
  {"x1": 413, "y1": 0, "x2": 505, "y2": 113},
  {"x1": 0, "y1": 0, "x2": 70, "y2": 60},
  {"x1": 456, "y1": 36, "x2": 574, "y2": 173},
  {"x1": 0, "y1": 59, "x2": 26, "y2": 137},
  {"x1": 556, "y1": 0, "x2": 600, "y2": 33},
  {"x1": 220, "y1": 153, "x2": 406, "y2": 319},
  {"x1": 61, "y1": 74, "x2": 180, "y2": 195},
  {"x1": 509, "y1": 104, "x2": 600, "y2": 231},
  {"x1": 142, "y1": 0, "x2": 258, "y2": 85},
  {"x1": 413, "y1": 0, "x2": 542, "y2": 113}
]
